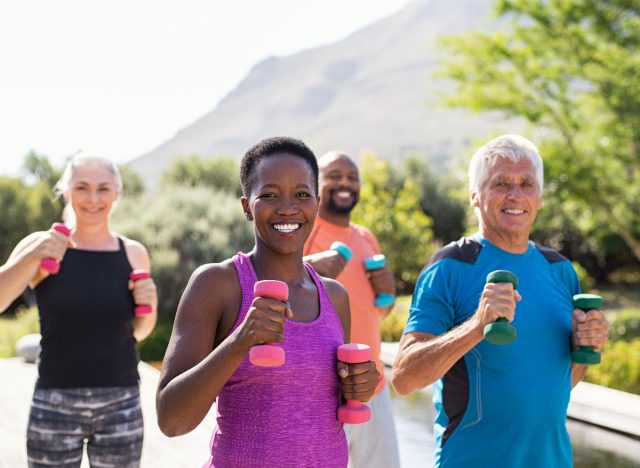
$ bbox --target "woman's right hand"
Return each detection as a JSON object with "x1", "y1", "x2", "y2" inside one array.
[
  {"x1": 237, "y1": 296, "x2": 293, "y2": 349},
  {"x1": 30, "y1": 227, "x2": 72, "y2": 266}
]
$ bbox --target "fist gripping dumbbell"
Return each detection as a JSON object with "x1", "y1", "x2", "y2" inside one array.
[
  {"x1": 250, "y1": 280, "x2": 289, "y2": 367},
  {"x1": 364, "y1": 254, "x2": 395, "y2": 307},
  {"x1": 330, "y1": 241, "x2": 353, "y2": 261},
  {"x1": 129, "y1": 270, "x2": 153, "y2": 316},
  {"x1": 483, "y1": 270, "x2": 519, "y2": 345},
  {"x1": 336, "y1": 343, "x2": 371, "y2": 424},
  {"x1": 40, "y1": 223, "x2": 71, "y2": 274},
  {"x1": 571, "y1": 294, "x2": 603, "y2": 365}
]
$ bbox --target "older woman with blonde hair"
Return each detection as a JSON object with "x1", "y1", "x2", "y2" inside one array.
[{"x1": 0, "y1": 153, "x2": 157, "y2": 468}]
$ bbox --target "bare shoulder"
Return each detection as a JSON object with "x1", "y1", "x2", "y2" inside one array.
[
  {"x1": 321, "y1": 276, "x2": 349, "y2": 307},
  {"x1": 320, "y1": 276, "x2": 350, "y2": 338},
  {"x1": 119, "y1": 235, "x2": 150, "y2": 270},
  {"x1": 178, "y1": 258, "x2": 240, "y2": 322}
]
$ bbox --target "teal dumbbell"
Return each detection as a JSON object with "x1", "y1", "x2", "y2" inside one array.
[
  {"x1": 483, "y1": 270, "x2": 519, "y2": 345},
  {"x1": 364, "y1": 254, "x2": 395, "y2": 308},
  {"x1": 330, "y1": 241, "x2": 353, "y2": 261},
  {"x1": 571, "y1": 294, "x2": 603, "y2": 365}
]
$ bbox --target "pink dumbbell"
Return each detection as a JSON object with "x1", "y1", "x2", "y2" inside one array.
[
  {"x1": 40, "y1": 223, "x2": 71, "y2": 274},
  {"x1": 130, "y1": 269, "x2": 153, "y2": 316},
  {"x1": 336, "y1": 343, "x2": 371, "y2": 424},
  {"x1": 250, "y1": 280, "x2": 289, "y2": 367}
]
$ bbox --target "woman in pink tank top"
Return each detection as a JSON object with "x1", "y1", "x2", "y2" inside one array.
[{"x1": 156, "y1": 137, "x2": 379, "y2": 467}]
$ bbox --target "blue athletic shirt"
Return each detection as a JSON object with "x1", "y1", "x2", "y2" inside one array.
[{"x1": 404, "y1": 234, "x2": 580, "y2": 468}]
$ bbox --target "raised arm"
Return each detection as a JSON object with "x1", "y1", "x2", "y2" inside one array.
[
  {"x1": 124, "y1": 238, "x2": 157, "y2": 342},
  {"x1": 392, "y1": 281, "x2": 520, "y2": 395},
  {"x1": 0, "y1": 229, "x2": 70, "y2": 312},
  {"x1": 156, "y1": 262, "x2": 292, "y2": 436}
]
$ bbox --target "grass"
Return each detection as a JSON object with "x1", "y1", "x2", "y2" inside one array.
[{"x1": 0, "y1": 307, "x2": 39, "y2": 358}]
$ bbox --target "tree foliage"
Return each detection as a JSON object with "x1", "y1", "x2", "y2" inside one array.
[
  {"x1": 441, "y1": 0, "x2": 640, "y2": 277},
  {"x1": 162, "y1": 155, "x2": 241, "y2": 196},
  {"x1": 401, "y1": 156, "x2": 467, "y2": 245},
  {"x1": 111, "y1": 187, "x2": 253, "y2": 319},
  {"x1": 351, "y1": 154, "x2": 435, "y2": 293}
]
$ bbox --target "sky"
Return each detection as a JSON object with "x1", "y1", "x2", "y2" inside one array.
[{"x1": 0, "y1": 0, "x2": 413, "y2": 177}]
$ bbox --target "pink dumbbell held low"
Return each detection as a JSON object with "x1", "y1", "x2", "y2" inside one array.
[
  {"x1": 337, "y1": 343, "x2": 372, "y2": 424},
  {"x1": 250, "y1": 280, "x2": 289, "y2": 367},
  {"x1": 40, "y1": 223, "x2": 71, "y2": 274},
  {"x1": 130, "y1": 269, "x2": 153, "y2": 316}
]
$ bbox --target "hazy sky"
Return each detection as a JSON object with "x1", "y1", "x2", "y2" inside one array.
[{"x1": 0, "y1": 0, "x2": 413, "y2": 177}]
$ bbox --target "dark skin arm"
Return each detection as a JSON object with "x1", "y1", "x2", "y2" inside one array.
[
  {"x1": 156, "y1": 260, "x2": 292, "y2": 437},
  {"x1": 303, "y1": 250, "x2": 348, "y2": 279},
  {"x1": 323, "y1": 278, "x2": 379, "y2": 402}
]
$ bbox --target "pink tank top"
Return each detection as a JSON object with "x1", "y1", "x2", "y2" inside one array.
[{"x1": 206, "y1": 252, "x2": 348, "y2": 468}]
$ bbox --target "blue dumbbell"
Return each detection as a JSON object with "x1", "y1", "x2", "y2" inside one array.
[
  {"x1": 330, "y1": 241, "x2": 353, "y2": 261},
  {"x1": 364, "y1": 254, "x2": 395, "y2": 307}
]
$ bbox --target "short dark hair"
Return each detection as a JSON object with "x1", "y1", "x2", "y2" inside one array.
[{"x1": 240, "y1": 136, "x2": 319, "y2": 196}]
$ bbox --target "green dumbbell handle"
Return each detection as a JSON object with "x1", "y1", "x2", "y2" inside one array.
[
  {"x1": 483, "y1": 270, "x2": 519, "y2": 345},
  {"x1": 571, "y1": 294, "x2": 603, "y2": 365}
]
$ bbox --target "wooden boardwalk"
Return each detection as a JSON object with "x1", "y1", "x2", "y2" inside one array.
[{"x1": 0, "y1": 358, "x2": 216, "y2": 468}]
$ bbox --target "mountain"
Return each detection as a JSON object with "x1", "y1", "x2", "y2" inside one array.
[{"x1": 130, "y1": 0, "x2": 516, "y2": 190}]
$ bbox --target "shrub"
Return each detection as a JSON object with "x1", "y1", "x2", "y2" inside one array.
[
  {"x1": 0, "y1": 307, "x2": 40, "y2": 357},
  {"x1": 380, "y1": 295, "x2": 412, "y2": 342},
  {"x1": 608, "y1": 310, "x2": 640, "y2": 342},
  {"x1": 584, "y1": 339, "x2": 640, "y2": 394}
]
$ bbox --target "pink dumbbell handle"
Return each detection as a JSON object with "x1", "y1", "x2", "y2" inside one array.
[
  {"x1": 250, "y1": 280, "x2": 289, "y2": 367},
  {"x1": 130, "y1": 269, "x2": 152, "y2": 316},
  {"x1": 40, "y1": 223, "x2": 71, "y2": 274},
  {"x1": 337, "y1": 343, "x2": 372, "y2": 424}
]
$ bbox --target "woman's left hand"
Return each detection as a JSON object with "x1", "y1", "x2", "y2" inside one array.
[{"x1": 337, "y1": 360, "x2": 379, "y2": 402}]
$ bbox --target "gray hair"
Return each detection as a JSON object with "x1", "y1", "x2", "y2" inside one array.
[
  {"x1": 54, "y1": 153, "x2": 122, "y2": 226},
  {"x1": 468, "y1": 134, "x2": 543, "y2": 193}
]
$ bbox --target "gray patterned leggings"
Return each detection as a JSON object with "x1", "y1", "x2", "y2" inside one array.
[{"x1": 27, "y1": 386, "x2": 143, "y2": 468}]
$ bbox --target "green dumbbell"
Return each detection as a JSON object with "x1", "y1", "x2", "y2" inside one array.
[
  {"x1": 571, "y1": 294, "x2": 603, "y2": 365},
  {"x1": 483, "y1": 270, "x2": 519, "y2": 345}
]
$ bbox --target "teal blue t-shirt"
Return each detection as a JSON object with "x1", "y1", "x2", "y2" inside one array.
[{"x1": 405, "y1": 234, "x2": 580, "y2": 468}]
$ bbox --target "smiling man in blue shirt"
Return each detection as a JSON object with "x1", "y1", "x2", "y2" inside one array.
[{"x1": 391, "y1": 134, "x2": 609, "y2": 467}]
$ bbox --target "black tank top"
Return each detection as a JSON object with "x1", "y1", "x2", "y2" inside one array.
[{"x1": 34, "y1": 237, "x2": 139, "y2": 388}]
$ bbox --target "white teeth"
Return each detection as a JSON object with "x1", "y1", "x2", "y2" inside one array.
[
  {"x1": 504, "y1": 209, "x2": 525, "y2": 214},
  {"x1": 273, "y1": 223, "x2": 300, "y2": 233},
  {"x1": 336, "y1": 191, "x2": 352, "y2": 198}
]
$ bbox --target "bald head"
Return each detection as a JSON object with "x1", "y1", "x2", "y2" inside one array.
[{"x1": 318, "y1": 151, "x2": 357, "y2": 172}]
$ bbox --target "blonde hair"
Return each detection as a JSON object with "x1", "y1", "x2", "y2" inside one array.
[
  {"x1": 468, "y1": 134, "x2": 543, "y2": 193},
  {"x1": 55, "y1": 154, "x2": 122, "y2": 226}
]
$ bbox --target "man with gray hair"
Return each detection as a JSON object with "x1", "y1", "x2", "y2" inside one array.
[{"x1": 391, "y1": 134, "x2": 609, "y2": 467}]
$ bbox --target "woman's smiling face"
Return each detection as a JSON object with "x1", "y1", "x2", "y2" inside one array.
[{"x1": 242, "y1": 152, "x2": 319, "y2": 254}]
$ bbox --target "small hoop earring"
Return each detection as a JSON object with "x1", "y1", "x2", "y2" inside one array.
[{"x1": 245, "y1": 212, "x2": 253, "y2": 221}]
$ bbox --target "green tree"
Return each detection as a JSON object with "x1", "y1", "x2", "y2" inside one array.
[
  {"x1": 352, "y1": 154, "x2": 435, "y2": 293},
  {"x1": 162, "y1": 155, "x2": 241, "y2": 196},
  {"x1": 111, "y1": 187, "x2": 253, "y2": 320},
  {"x1": 401, "y1": 157, "x2": 467, "y2": 245},
  {"x1": 22, "y1": 151, "x2": 61, "y2": 189},
  {"x1": 441, "y1": 0, "x2": 640, "y2": 270},
  {"x1": 119, "y1": 165, "x2": 145, "y2": 198}
]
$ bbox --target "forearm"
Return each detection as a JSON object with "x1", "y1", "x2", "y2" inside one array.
[
  {"x1": 391, "y1": 319, "x2": 484, "y2": 395},
  {"x1": 0, "y1": 250, "x2": 40, "y2": 312},
  {"x1": 571, "y1": 363, "x2": 588, "y2": 388},
  {"x1": 133, "y1": 313, "x2": 157, "y2": 342},
  {"x1": 157, "y1": 330, "x2": 251, "y2": 436}
]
